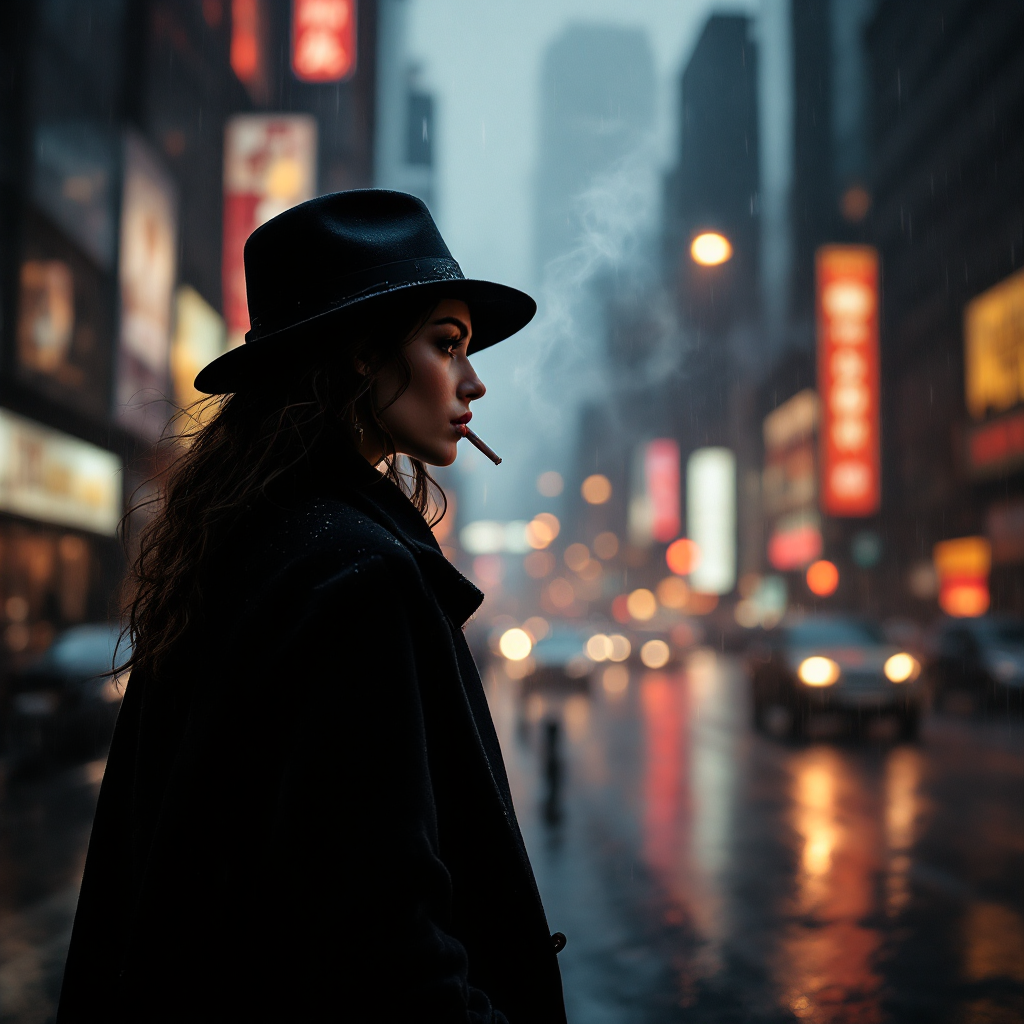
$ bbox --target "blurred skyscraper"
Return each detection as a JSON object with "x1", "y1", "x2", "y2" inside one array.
[
  {"x1": 375, "y1": 0, "x2": 436, "y2": 211},
  {"x1": 663, "y1": 14, "x2": 761, "y2": 333},
  {"x1": 533, "y1": 24, "x2": 655, "y2": 277}
]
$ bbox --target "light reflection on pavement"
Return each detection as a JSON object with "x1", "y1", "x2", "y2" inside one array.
[{"x1": 488, "y1": 649, "x2": 1024, "y2": 1024}]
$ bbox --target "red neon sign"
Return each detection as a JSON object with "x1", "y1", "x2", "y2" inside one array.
[
  {"x1": 645, "y1": 439, "x2": 680, "y2": 543},
  {"x1": 292, "y1": 0, "x2": 356, "y2": 83},
  {"x1": 231, "y1": 0, "x2": 261, "y2": 84},
  {"x1": 817, "y1": 245, "x2": 881, "y2": 516}
]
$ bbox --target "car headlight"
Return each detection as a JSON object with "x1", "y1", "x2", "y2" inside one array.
[
  {"x1": 798, "y1": 656, "x2": 840, "y2": 686},
  {"x1": 883, "y1": 653, "x2": 920, "y2": 683}
]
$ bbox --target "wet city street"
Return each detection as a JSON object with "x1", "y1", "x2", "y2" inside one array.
[
  {"x1": 2, "y1": 653, "x2": 1021, "y2": 1024},
  {"x1": 492, "y1": 652, "x2": 1024, "y2": 1024}
]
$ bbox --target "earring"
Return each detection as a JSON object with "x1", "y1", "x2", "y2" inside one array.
[{"x1": 353, "y1": 422, "x2": 365, "y2": 443}]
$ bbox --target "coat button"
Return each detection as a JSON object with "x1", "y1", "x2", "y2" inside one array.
[{"x1": 551, "y1": 932, "x2": 566, "y2": 954}]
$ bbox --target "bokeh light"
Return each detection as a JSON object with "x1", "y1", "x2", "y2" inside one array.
[
  {"x1": 666, "y1": 538, "x2": 700, "y2": 575},
  {"x1": 593, "y1": 531, "x2": 619, "y2": 559},
  {"x1": 884, "y1": 652, "x2": 920, "y2": 682},
  {"x1": 586, "y1": 633, "x2": 611, "y2": 661},
  {"x1": 690, "y1": 231, "x2": 732, "y2": 266},
  {"x1": 626, "y1": 588, "x2": 657, "y2": 621},
  {"x1": 656, "y1": 576, "x2": 690, "y2": 609},
  {"x1": 564, "y1": 543, "x2": 590, "y2": 572},
  {"x1": 640, "y1": 639, "x2": 670, "y2": 669},
  {"x1": 798, "y1": 656, "x2": 840, "y2": 686},
  {"x1": 523, "y1": 616, "x2": 549, "y2": 642},
  {"x1": 607, "y1": 635, "x2": 631, "y2": 662},
  {"x1": 524, "y1": 550, "x2": 555, "y2": 578},
  {"x1": 536, "y1": 470, "x2": 564, "y2": 497},
  {"x1": 581, "y1": 474, "x2": 612, "y2": 504},
  {"x1": 546, "y1": 577, "x2": 575, "y2": 609},
  {"x1": 499, "y1": 628, "x2": 532, "y2": 661},
  {"x1": 806, "y1": 559, "x2": 839, "y2": 596},
  {"x1": 602, "y1": 664, "x2": 629, "y2": 695},
  {"x1": 526, "y1": 512, "x2": 560, "y2": 549}
]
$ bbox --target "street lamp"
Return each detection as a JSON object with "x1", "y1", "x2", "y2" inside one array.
[{"x1": 690, "y1": 232, "x2": 732, "y2": 266}]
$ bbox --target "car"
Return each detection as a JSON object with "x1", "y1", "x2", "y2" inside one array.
[
  {"x1": 925, "y1": 616, "x2": 1024, "y2": 714},
  {"x1": 6, "y1": 622, "x2": 130, "y2": 767},
  {"x1": 518, "y1": 625, "x2": 593, "y2": 696},
  {"x1": 748, "y1": 615, "x2": 925, "y2": 739}
]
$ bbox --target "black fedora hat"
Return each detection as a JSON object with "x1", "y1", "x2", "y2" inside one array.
[{"x1": 195, "y1": 189, "x2": 536, "y2": 394}]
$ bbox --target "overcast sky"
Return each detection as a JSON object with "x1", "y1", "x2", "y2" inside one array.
[{"x1": 403, "y1": 0, "x2": 780, "y2": 523}]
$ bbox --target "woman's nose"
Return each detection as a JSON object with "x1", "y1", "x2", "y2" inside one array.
[{"x1": 458, "y1": 362, "x2": 486, "y2": 401}]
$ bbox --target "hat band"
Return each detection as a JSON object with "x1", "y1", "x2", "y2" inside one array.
[{"x1": 245, "y1": 255, "x2": 465, "y2": 343}]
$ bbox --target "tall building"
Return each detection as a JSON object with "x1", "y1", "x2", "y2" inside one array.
[
  {"x1": 787, "y1": 0, "x2": 875, "y2": 338},
  {"x1": 534, "y1": 24, "x2": 655, "y2": 277},
  {"x1": 866, "y1": 0, "x2": 1024, "y2": 615},
  {"x1": 375, "y1": 0, "x2": 436, "y2": 211},
  {"x1": 663, "y1": 14, "x2": 760, "y2": 333}
]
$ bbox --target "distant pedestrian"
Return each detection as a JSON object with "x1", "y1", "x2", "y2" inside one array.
[{"x1": 57, "y1": 192, "x2": 566, "y2": 1023}]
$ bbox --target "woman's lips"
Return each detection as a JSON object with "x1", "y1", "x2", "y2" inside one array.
[{"x1": 451, "y1": 412, "x2": 472, "y2": 425}]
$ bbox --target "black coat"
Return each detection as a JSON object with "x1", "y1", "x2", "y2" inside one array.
[{"x1": 57, "y1": 456, "x2": 566, "y2": 1023}]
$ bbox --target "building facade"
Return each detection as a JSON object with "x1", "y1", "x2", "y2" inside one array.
[{"x1": 0, "y1": 0, "x2": 377, "y2": 690}]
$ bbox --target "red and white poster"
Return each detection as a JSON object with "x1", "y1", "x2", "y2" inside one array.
[
  {"x1": 816, "y1": 245, "x2": 881, "y2": 517},
  {"x1": 222, "y1": 115, "x2": 317, "y2": 348},
  {"x1": 291, "y1": 0, "x2": 356, "y2": 83},
  {"x1": 646, "y1": 439, "x2": 681, "y2": 543}
]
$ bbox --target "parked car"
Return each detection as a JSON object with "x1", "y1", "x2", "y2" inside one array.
[
  {"x1": 748, "y1": 615, "x2": 925, "y2": 739},
  {"x1": 6, "y1": 622, "x2": 130, "y2": 767},
  {"x1": 925, "y1": 616, "x2": 1024, "y2": 714}
]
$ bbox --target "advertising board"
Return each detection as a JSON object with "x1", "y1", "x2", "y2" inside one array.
[
  {"x1": 816, "y1": 245, "x2": 881, "y2": 516},
  {"x1": 222, "y1": 115, "x2": 318, "y2": 348}
]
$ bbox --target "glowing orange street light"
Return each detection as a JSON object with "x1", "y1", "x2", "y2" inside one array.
[
  {"x1": 806, "y1": 559, "x2": 839, "y2": 597},
  {"x1": 690, "y1": 232, "x2": 733, "y2": 267}
]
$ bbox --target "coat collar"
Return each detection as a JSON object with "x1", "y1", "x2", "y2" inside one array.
[{"x1": 337, "y1": 453, "x2": 484, "y2": 629}]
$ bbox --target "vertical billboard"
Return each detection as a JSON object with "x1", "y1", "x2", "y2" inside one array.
[
  {"x1": 686, "y1": 447, "x2": 736, "y2": 594},
  {"x1": 646, "y1": 440, "x2": 680, "y2": 543},
  {"x1": 292, "y1": 0, "x2": 357, "y2": 82},
  {"x1": 117, "y1": 133, "x2": 178, "y2": 439},
  {"x1": 223, "y1": 115, "x2": 318, "y2": 349},
  {"x1": 171, "y1": 286, "x2": 227, "y2": 413},
  {"x1": 964, "y1": 266, "x2": 1024, "y2": 421},
  {"x1": 628, "y1": 439, "x2": 680, "y2": 546},
  {"x1": 816, "y1": 245, "x2": 881, "y2": 516},
  {"x1": 763, "y1": 389, "x2": 823, "y2": 570},
  {"x1": 933, "y1": 537, "x2": 991, "y2": 618}
]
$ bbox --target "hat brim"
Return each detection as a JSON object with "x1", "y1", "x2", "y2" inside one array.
[{"x1": 194, "y1": 279, "x2": 536, "y2": 395}]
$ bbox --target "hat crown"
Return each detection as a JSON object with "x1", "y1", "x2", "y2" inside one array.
[{"x1": 243, "y1": 190, "x2": 458, "y2": 332}]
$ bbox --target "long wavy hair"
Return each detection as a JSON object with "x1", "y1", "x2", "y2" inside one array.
[{"x1": 120, "y1": 294, "x2": 445, "y2": 687}]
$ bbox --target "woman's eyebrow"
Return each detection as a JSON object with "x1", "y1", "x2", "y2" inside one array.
[{"x1": 431, "y1": 315, "x2": 469, "y2": 340}]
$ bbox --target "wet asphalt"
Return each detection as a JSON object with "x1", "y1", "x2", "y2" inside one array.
[{"x1": 1, "y1": 651, "x2": 1022, "y2": 1023}]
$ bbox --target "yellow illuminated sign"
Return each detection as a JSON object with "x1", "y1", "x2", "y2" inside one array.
[
  {"x1": 0, "y1": 409, "x2": 122, "y2": 535},
  {"x1": 965, "y1": 267, "x2": 1024, "y2": 420}
]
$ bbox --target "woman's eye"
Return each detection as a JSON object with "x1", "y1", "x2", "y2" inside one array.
[{"x1": 439, "y1": 337, "x2": 460, "y2": 355}]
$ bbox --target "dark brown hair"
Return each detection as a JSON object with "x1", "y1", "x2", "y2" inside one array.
[{"x1": 120, "y1": 295, "x2": 444, "y2": 686}]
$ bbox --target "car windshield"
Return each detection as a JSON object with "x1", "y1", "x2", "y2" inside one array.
[
  {"x1": 973, "y1": 619, "x2": 1024, "y2": 647},
  {"x1": 532, "y1": 630, "x2": 585, "y2": 666},
  {"x1": 48, "y1": 624, "x2": 129, "y2": 676},
  {"x1": 786, "y1": 619, "x2": 885, "y2": 648}
]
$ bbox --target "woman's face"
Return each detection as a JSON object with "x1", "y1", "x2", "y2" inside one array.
[{"x1": 373, "y1": 298, "x2": 485, "y2": 467}]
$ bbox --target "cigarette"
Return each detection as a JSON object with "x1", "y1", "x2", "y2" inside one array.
[{"x1": 463, "y1": 426, "x2": 502, "y2": 465}]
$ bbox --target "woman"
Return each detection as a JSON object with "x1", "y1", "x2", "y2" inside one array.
[{"x1": 57, "y1": 191, "x2": 567, "y2": 1024}]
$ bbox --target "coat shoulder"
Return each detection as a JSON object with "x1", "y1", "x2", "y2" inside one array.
[{"x1": 226, "y1": 495, "x2": 425, "y2": 626}]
